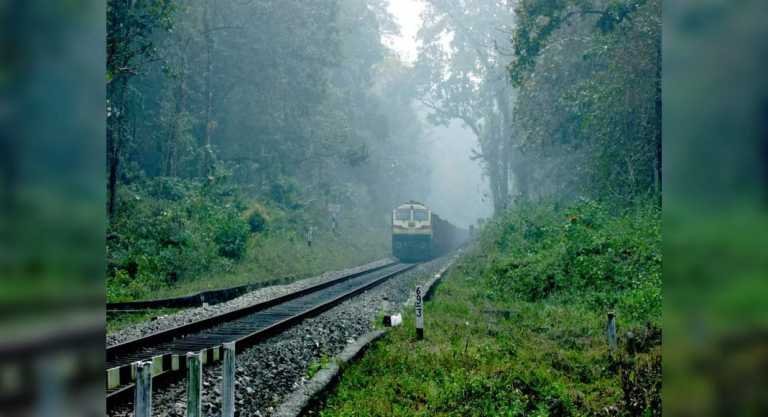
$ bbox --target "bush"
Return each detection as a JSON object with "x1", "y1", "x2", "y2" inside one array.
[
  {"x1": 107, "y1": 177, "x2": 250, "y2": 301},
  {"x1": 244, "y1": 202, "x2": 270, "y2": 233},
  {"x1": 476, "y1": 199, "x2": 661, "y2": 324},
  {"x1": 214, "y1": 210, "x2": 250, "y2": 260}
]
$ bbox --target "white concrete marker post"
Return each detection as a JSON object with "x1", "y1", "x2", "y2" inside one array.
[
  {"x1": 415, "y1": 285, "x2": 424, "y2": 340},
  {"x1": 186, "y1": 352, "x2": 202, "y2": 417},
  {"x1": 134, "y1": 361, "x2": 153, "y2": 417},
  {"x1": 221, "y1": 342, "x2": 236, "y2": 417}
]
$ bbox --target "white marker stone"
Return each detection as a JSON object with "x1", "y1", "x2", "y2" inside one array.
[{"x1": 415, "y1": 285, "x2": 424, "y2": 340}]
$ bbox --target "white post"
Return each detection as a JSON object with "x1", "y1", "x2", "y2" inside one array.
[
  {"x1": 134, "y1": 361, "x2": 153, "y2": 417},
  {"x1": 186, "y1": 352, "x2": 202, "y2": 417},
  {"x1": 221, "y1": 342, "x2": 236, "y2": 417},
  {"x1": 415, "y1": 285, "x2": 424, "y2": 340}
]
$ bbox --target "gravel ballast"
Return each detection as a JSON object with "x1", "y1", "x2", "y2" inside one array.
[
  {"x1": 107, "y1": 258, "x2": 393, "y2": 346},
  {"x1": 109, "y1": 255, "x2": 455, "y2": 417}
]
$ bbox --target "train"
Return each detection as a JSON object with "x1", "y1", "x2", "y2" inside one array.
[{"x1": 391, "y1": 201, "x2": 468, "y2": 262}]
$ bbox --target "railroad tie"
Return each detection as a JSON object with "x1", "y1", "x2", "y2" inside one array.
[{"x1": 106, "y1": 352, "x2": 182, "y2": 390}]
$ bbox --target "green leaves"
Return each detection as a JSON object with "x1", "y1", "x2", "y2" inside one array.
[
  {"x1": 472, "y1": 200, "x2": 661, "y2": 325},
  {"x1": 510, "y1": 0, "x2": 660, "y2": 202},
  {"x1": 509, "y1": 0, "x2": 651, "y2": 85},
  {"x1": 106, "y1": 177, "x2": 249, "y2": 300}
]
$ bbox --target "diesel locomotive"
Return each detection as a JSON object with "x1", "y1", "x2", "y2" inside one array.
[{"x1": 391, "y1": 201, "x2": 467, "y2": 262}]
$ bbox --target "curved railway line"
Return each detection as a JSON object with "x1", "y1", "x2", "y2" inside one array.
[{"x1": 106, "y1": 261, "x2": 416, "y2": 409}]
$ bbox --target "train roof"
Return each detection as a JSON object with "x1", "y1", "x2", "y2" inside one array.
[{"x1": 395, "y1": 200, "x2": 429, "y2": 210}]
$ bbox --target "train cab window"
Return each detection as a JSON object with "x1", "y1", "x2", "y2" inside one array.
[
  {"x1": 395, "y1": 209, "x2": 411, "y2": 221},
  {"x1": 414, "y1": 209, "x2": 428, "y2": 221}
]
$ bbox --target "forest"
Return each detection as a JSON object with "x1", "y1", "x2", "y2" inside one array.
[
  {"x1": 100, "y1": 0, "x2": 661, "y2": 415},
  {"x1": 106, "y1": 0, "x2": 661, "y2": 309},
  {"x1": 107, "y1": 0, "x2": 431, "y2": 300}
]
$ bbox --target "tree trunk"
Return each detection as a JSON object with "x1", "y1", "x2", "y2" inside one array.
[
  {"x1": 107, "y1": 76, "x2": 129, "y2": 220},
  {"x1": 654, "y1": 38, "x2": 662, "y2": 199},
  {"x1": 166, "y1": 48, "x2": 188, "y2": 178},
  {"x1": 202, "y1": 0, "x2": 215, "y2": 177},
  {"x1": 495, "y1": 82, "x2": 512, "y2": 209}
]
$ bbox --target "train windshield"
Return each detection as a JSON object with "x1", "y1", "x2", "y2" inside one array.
[
  {"x1": 413, "y1": 209, "x2": 428, "y2": 221},
  {"x1": 395, "y1": 209, "x2": 411, "y2": 221}
]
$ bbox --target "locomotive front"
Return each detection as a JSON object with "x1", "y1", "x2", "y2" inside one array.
[{"x1": 391, "y1": 201, "x2": 432, "y2": 262}]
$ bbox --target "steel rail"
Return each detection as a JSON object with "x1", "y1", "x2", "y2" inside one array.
[
  {"x1": 106, "y1": 262, "x2": 415, "y2": 409},
  {"x1": 106, "y1": 261, "x2": 396, "y2": 363}
]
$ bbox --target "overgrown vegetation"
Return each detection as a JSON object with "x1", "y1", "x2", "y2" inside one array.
[
  {"x1": 479, "y1": 200, "x2": 661, "y2": 325},
  {"x1": 106, "y1": 173, "x2": 389, "y2": 302},
  {"x1": 315, "y1": 201, "x2": 661, "y2": 417}
]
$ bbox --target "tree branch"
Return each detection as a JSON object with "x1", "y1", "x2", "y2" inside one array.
[{"x1": 420, "y1": 98, "x2": 481, "y2": 137}]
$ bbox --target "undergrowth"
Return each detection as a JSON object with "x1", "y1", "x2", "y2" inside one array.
[
  {"x1": 106, "y1": 176, "x2": 389, "y2": 302},
  {"x1": 313, "y1": 199, "x2": 661, "y2": 417},
  {"x1": 478, "y1": 199, "x2": 661, "y2": 325}
]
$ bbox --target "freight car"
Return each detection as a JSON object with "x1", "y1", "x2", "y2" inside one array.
[{"x1": 391, "y1": 201, "x2": 467, "y2": 262}]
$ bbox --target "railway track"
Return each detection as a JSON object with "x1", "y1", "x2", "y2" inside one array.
[{"x1": 106, "y1": 261, "x2": 416, "y2": 408}]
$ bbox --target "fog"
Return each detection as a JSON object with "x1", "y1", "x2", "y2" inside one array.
[
  {"x1": 3, "y1": 1, "x2": 766, "y2": 417},
  {"x1": 423, "y1": 117, "x2": 492, "y2": 228}
]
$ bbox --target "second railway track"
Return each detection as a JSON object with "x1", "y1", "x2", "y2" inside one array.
[{"x1": 106, "y1": 261, "x2": 416, "y2": 407}]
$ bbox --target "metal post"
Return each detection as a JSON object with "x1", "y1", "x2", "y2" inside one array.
[
  {"x1": 134, "y1": 360, "x2": 153, "y2": 417},
  {"x1": 607, "y1": 312, "x2": 617, "y2": 351},
  {"x1": 221, "y1": 342, "x2": 236, "y2": 417},
  {"x1": 186, "y1": 352, "x2": 202, "y2": 417},
  {"x1": 415, "y1": 285, "x2": 424, "y2": 340}
]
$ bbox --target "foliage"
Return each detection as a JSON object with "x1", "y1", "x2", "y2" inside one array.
[
  {"x1": 416, "y1": 0, "x2": 516, "y2": 213},
  {"x1": 508, "y1": 0, "x2": 649, "y2": 85},
  {"x1": 244, "y1": 202, "x2": 270, "y2": 233},
  {"x1": 106, "y1": 176, "x2": 249, "y2": 300},
  {"x1": 105, "y1": 169, "x2": 396, "y2": 303},
  {"x1": 307, "y1": 354, "x2": 332, "y2": 379},
  {"x1": 510, "y1": 0, "x2": 661, "y2": 203},
  {"x1": 106, "y1": 0, "x2": 175, "y2": 83},
  {"x1": 477, "y1": 199, "x2": 661, "y2": 324},
  {"x1": 415, "y1": 0, "x2": 661, "y2": 210}
]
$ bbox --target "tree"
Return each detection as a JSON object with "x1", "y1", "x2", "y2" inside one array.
[
  {"x1": 107, "y1": 0, "x2": 175, "y2": 219},
  {"x1": 509, "y1": 0, "x2": 661, "y2": 202},
  {"x1": 416, "y1": 0, "x2": 516, "y2": 213}
]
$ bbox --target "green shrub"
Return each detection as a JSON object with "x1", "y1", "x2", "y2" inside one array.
[
  {"x1": 244, "y1": 202, "x2": 270, "y2": 233},
  {"x1": 269, "y1": 176, "x2": 302, "y2": 209},
  {"x1": 476, "y1": 199, "x2": 661, "y2": 324},
  {"x1": 213, "y1": 210, "x2": 250, "y2": 260},
  {"x1": 107, "y1": 177, "x2": 250, "y2": 301}
]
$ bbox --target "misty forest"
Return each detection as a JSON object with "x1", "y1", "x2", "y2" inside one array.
[{"x1": 107, "y1": 0, "x2": 661, "y2": 415}]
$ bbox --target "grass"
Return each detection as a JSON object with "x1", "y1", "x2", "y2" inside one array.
[
  {"x1": 307, "y1": 354, "x2": 333, "y2": 379},
  {"x1": 312, "y1": 264, "x2": 660, "y2": 417},
  {"x1": 145, "y1": 227, "x2": 389, "y2": 300},
  {"x1": 311, "y1": 200, "x2": 661, "y2": 417}
]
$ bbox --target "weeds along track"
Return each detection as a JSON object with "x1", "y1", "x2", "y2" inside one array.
[{"x1": 106, "y1": 261, "x2": 415, "y2": 408}]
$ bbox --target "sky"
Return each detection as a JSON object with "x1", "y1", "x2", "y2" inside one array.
[
  {"x1": 384, "y1": 0, "x2": 493, "y2": 227},
  {"x1": 383, "y1": 0, "x2": 425, "y2": 64}
]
